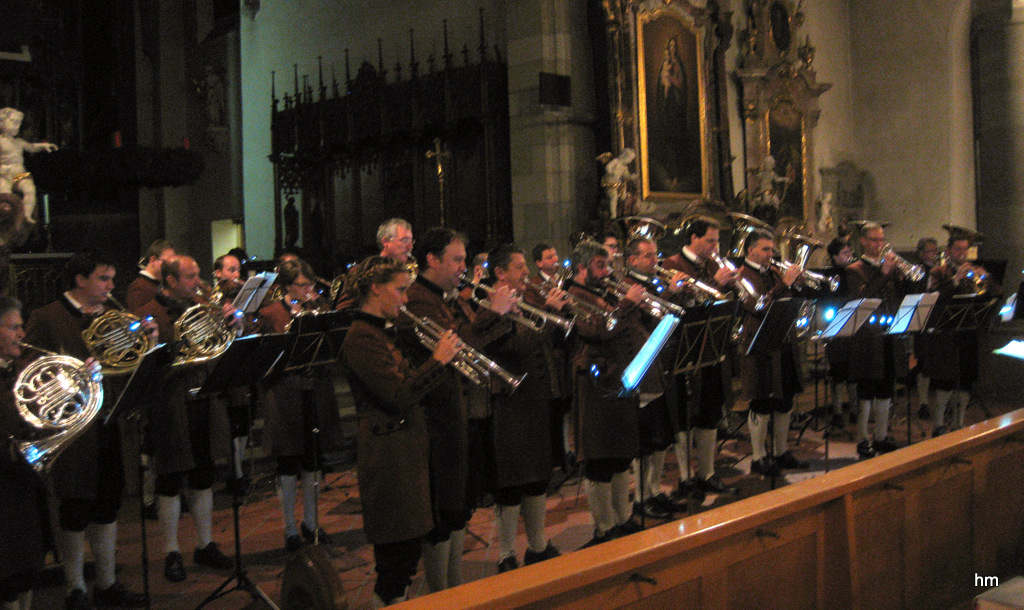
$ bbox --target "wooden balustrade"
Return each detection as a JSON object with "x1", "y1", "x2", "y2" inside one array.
[{"x1": 397, "y1": 409, "x2": 1024, "y2": 609}]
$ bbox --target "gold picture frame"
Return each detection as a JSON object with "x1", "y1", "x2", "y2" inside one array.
[{"x1": 635, "y1": 7, "x2": 709, "y2": 202}]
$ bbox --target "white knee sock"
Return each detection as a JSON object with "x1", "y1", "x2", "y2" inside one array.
[
  {"x1": 58, "y1": 529, "x2": 87, "y2": 594},
  {"x1": 773, "y1": 410, "x2": 792, "y2": 457},
  {"x1": 748, "y1": 411, "x2": 769, "y2": 462},
  {"x1": 521, "y1": 494, "x2": 548, "y2": 553},
  {"x1": 495, "y1": 503, "x2": 520, "y2": 561},
  {"x1": 141, "y1": 454, "x2": 155, "y2": 505},
  {"x1": 422, "y1": 538, "x2": 450, "y2": 592},
  {"x1": 831, "y1": 381, "x2": 844, "y2": 415},
  {"x1": 86, "y1": 521, "x2": 118, "y2": 590},
  {"x1": 673, "y1": 431, "x2": 691, "y2": 481},
  {"x1": 693, "y1": 427, "x2": 717, "y2": 480},
  {"x1": 872, "y1": 399, "x2": 891, "y2": 442},
  {"x1": 187, "y1": 487, "x2": 214, "y2": 550},
  {"x1": 954, "y1": 391, "x2": 971, "y2": 428},
  {"x1": 586, "y1": 480, "x2": 615, "y2": 537},
  {"x1": 646, "y1": 451, "x2": 665, "y2": 499},
  {"x1": 278, "y1": 474, "x2": 299, "y2": 537},
  {"x1": 157, "y1": 494, "x2": 182, "y2": 554},
  {"x1": 856, "y1": 399, "x2": 872, "y2": 443},
  {"x1": 232, "y1": 436, "x2": 248, "y2": 478},
  {"x1": 610, "y1": 470, "x2": 632, "y2": 526},
  {"x1": 918, "y1": 374, "x2": 930, "y2": 407},
  {"x1": 447, "y1": 528, "x2": 465, "y2": 588},
  {"x1": 932, "y1": 389, "x2": 953, "y2": 428},
  {"x1": 301, "y1": 471, "x2": 320, "y2": 531}
]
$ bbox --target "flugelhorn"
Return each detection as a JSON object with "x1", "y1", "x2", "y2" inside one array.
[
  {"x1": 461, "y1": 274, "x2": 575, "y2": 338},
  {"x1": 652, "y1": 263, "x2": 729, "y2": 303},
  {"x1": 526, "y1": 276, "x2": 618, "y2": 331},
  {"x1": 768, "y1": 259, "x2": 839, "y2": 292},
  {"x1": 880, "y1": 245, "x2": 926, "y2": 282},
  {"x1": 81, "y1": 294, "x2": 156, "y2": 375},
  {"x1": 399, "y1": 306, "x2": 525, "y2": 392},
  {"x1": 13, "y1": 342, "x2": 104, "y2": 474},
  {"x1": 600, "y1": 276, "x2": 686, "y2": 319}
]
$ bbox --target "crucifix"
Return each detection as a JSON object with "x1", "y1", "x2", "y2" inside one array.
[{"x1": 426, "y1": 137, "x2": 450, "y2": 226}]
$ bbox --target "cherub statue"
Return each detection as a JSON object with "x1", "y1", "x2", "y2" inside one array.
[
  {"x1": 0, "y1": 108, "x2": 58, "y2": 224},
  {"x1": 750, "y1": 155, "x2": 789, "y2": 226},
  {"x1": 597, "y1": 147, "x2": 637, "y2": 219}
]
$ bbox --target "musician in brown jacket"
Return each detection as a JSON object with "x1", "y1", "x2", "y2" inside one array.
[
  {"x1": 844, "y1": 222, "x2": 909, "y2": 458},
  {"x1": 22, "y1": 253, "x2": 147, "y2": 608},
  {"x1": 567, "y1": 240, "x2": 646, "y2": 545},
  {"x1": 736, "y1": 230, "x2": 808, "y2": 477},
  {"x1": 342, "y1": 256, "x2": 459, "y2": 606},
  {"x1": 395, "y1": 226, "x2": 515, "y2": 591},
  {"x1": 125, "y1": 239, "x2": 174, "y2": 310}
]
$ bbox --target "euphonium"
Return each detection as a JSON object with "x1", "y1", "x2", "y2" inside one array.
[
  {"x1": 81, "y1": 294, "x2": 156, "y2": 375},
  {"x1": 399, "y1": 306, "x2": 525, "y2": 392},
  {"x1": 600, "y1": 276, "x2": 686, "y2": 319},
  {"x1": 880, "y1": 245, "x2": 926, "y2": 282},
  {"x1": 172, "y1": 290, "x2": 236, "y2": 365},
  {"x1": 13, "y1": 343, "x2": 104, "y2": 474}
]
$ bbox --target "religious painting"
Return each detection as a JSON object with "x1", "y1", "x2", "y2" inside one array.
[
  {"x1": 636, "y1": 9, "x2": 707, "y2": 201},
  {"x1": 767, "y1": 101, "x2": 804, "y2": 220}
]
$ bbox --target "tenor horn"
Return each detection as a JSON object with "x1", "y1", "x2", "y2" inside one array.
[{"x1": 13, "y1": 343, "x2": 104, "y2": 474}]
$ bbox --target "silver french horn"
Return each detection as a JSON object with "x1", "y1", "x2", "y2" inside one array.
[{"x1": 12, "y1": 343, "x2": 104, "y2": 474}]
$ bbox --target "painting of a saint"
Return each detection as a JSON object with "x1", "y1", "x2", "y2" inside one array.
[{"x1": 638, "y1": 12, "x2": 704, "y2": 198}]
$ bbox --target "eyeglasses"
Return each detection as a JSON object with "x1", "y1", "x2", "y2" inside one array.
[{"x1": 390, "y1": 237, "x2": 414, "y2": 245}]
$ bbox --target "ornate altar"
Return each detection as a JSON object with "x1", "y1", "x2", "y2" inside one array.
[
  {"x1": 601, "y1": 0, "x2": 735, "y2": 213},
  {"x1": 735, "y1": 0, "x2": 831, "y2": 232}
]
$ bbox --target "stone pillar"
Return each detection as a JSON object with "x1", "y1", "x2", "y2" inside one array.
[
  {"x1": 974, "y1": 2, "x2": 1024, "y2": 280},
  {"x1": 506, "y1": 0, "x2": 596, "y2": 259}
]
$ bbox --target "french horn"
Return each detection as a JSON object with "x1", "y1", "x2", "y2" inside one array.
[
  {"x1": 13, "y1": 343, "x2": 104, "y2": 474},
  {"x1": 173, "y1": 302, "x2": 235, "y2": 365},
  {"x1": 81, "y1": 295, "x2": 156, "y2": 375}
]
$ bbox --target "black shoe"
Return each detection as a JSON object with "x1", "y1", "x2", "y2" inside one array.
[
  {"x1": 523, "y1": 543, "x2": 560, "y2": 565},
  {"x1": 580, "y1": 530, "x2": 614, "y2": 549},
  {"x1": 635, "y1": 498, "x2": 672, "y2": 519},
  {"x1": 874, "y1": 436, "x2": 900, "y2": 453},
  {"x1": 497, "y1": 555, "x2": 519, "y2": 573},
  {"x1": 918, "y1": 404, "x2": 931, "y2": 420},
  {"x1": 94, "y1": 581, "x2": 146, "y2": 608},
  {"x1": 193, "y1": 542, "x2": 233, "y2": 570},
  {"x1": 671, "y1": 479, "x2": 707, "y2": 504},
  {"x1": 611, "y1": 520, "x2": 644, "y2": 538},
  {"x1": 696, "y1": 475, "x2": 738, "y2": 495},
  {"x1": 226, "y1": 476, "x2": 250, "y2": 496},
  {"x1": 751, "y1": 458, "x2": 782, "y2": 477},
  {"x1": 141, "y1": 502, "x2": 158, "y2": 521},
  {"x1": 65, "y1": 588, "x2": 94, "y2": 610},
  {"x1": 301, "y1": 523, "x2": 332, "y2": 545},
  {"x1": 775, "y1": 451, "x2": 809, "y2": 470},
  {"x1": 163, "y1": 552, "x2": 186, "y2": 582},
  {"x1": 830, "y1": 413, "x2": 846, "y2": 429},
  {"x1": 856, "y1": 440, "x2": 876, "y2": 459},
  {"x1": 932, "y1": 425, "x2": 947, "y2": 438},
  {"x1": 285, "y1": 534, "x2": 304, "y2": 553},
  {"x1": 649, "y1": 493, "x2": 686, "y2": 515}
]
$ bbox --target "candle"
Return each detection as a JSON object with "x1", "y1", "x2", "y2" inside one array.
[{"x1": 42, "y1": 194, "x2": 49, "y2": 225}]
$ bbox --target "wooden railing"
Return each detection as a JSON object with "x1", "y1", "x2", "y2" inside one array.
[{"x1": 397, "y1": 409, "x2": 1024, "y2": 609}]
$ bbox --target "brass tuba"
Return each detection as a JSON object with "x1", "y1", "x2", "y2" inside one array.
[
  {"x1": 81, "y1": 295, "x2": 156, "y2": 375},
  {"x1": 172, "y1": 298, "x2": 236, "y2": 365},
  {"x1": 13, "y1": 343, "x2": 104, "y2": 474},
  {"x1": 773, "y1": 232, "x2": 840, "y2": 292}
]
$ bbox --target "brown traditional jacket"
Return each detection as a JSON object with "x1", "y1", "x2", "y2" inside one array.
[
  {"x1": 125, "y1": 272, "x2": 161, "y2": 311},
  {"x1": 343, "y1": 311, "x2": 445, "y2": 543},
  {"x1": 737, "y1": 261, "x2": 802, "y2": 401}
]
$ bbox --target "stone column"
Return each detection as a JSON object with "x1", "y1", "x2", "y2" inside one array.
[{"x1": 506, "y1": 0, "x2": 596, "y2": 258}]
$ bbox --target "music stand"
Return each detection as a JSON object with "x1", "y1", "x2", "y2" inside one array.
[
  {"x1": 744, "y1": 298, "x2": 806, "y2": 488},
  {"x1": 882, "y1": 293, "x2": 939, "y2": 446},
  {"x1": 107, "y1": 345, "x2": 173, "y2": 610},
  {"x1": 231, "y1": 272, "x2": 278, "y2": 313},
  {"x1": 195, "y1": 335, "x2": 290, "y2": 610},
  {"x1": 672, "y1": 300, "x2": 739, "y2": 513}
]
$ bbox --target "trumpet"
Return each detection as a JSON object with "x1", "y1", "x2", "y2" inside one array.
[
  {"x1": 13, "y1": 342, "x2": 104, "y2": 474},
  {"x1": 652, "y1": 264, "x2": 729, "y2": 303},
  {"x1": 399, "y1": 306, "x2": 525, "y2": 392},
  {"x1": 880, "y1": 245, "x2": 926, "y2": 282},
  {"x1": 768, "y1": 259, "x2": 840, "y2": 292},
  {"x1": 600, "y1": 276, "x2": 686, "y2": 319},
  {"x1": 526, "y1": 276, "x2": 618, "y2": 331},
  {"x1": 81, "y1": 294, "x2": 157, "y2": 375},
  {"x1": 461, "y1": 274, "x2": 575, "y2": 338}
]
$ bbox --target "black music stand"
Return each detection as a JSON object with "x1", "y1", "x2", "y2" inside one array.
[
  {"x1": 744, "y1": 298, "x2": 807, "y2": 489},
  {"x1": 797, "y1": 297, "x2": 847, "y2": 440},
  {"x1": 885, "y1": 293, "x2": 939, "y2": 445},
  {"x1": 672, "y1": 300, "x2": 739, "y2": 512},
  {"x1": 109, "y1": 345, "x2": 174, "y2": 610},
  {"x1": 195, "y1": 335, "x2": 290, "y2": 610},
  {"x1": 920, "y1": 293, "x2": 1000, "y2": 432},
  {"x1": 815, "y1": 298, "x2": 882, "y2": 472}
]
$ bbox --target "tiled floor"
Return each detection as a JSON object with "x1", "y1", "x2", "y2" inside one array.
[{"x1": 27, "y1": 388, "x2": 1013, "y2": 609}]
